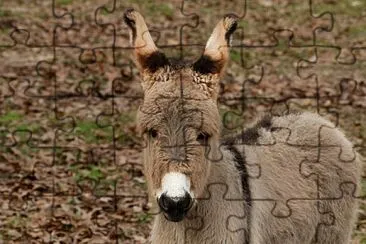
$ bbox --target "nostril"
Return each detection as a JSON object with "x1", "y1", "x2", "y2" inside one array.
[
  {"x1": 178, "y1": 192, "x2": 192, "y2": 210},
  {"x1": 158, "y1": 192, "x2": 193, "y2": 212},
  {"x1": 158, "y1": 193, "x2": 170, "y2": 211},
  {"x1": 158, "y1": 194, "x2": 167, "y2": 211}
]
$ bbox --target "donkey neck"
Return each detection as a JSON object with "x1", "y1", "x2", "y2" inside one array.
[{"x1": 151, "y1": 146, "x2": 250, "y2": 244}]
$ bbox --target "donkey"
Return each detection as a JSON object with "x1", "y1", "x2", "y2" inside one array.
[{"x1": 123, "y1": 9, "x2": 361, "y2": 244}]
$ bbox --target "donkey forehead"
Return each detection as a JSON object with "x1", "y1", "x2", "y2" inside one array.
[
  {"x1": 138, "y1": 94, "x2": 220, "y2": 134},
  {"x1": 142, "y1": 66, "x2": 220, "y2": 99}
]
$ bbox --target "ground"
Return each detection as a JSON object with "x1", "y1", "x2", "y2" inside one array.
[{"x1": 0, "y1": 0, "x2": 365, "y2": 243}]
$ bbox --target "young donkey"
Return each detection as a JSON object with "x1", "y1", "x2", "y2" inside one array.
[{"x1": 124, "y1": 9, "x2": 361, "y2": 244}]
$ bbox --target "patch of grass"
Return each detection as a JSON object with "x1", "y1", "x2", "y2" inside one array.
[
  {"x1": 230, "y1": 50, "x2": 242, "y2": 64},
  {"x1": 74, "y1": 120, "x2": 113, "y2": 143},
  {"x1": 361, "y1": 125, "x2": 366, "y2": 140},
  {"x1": 85, "y1": 165, "x2": 104, "y2": 181},
  {"x1": 9, "y1": 122, "x2": 42, "y2": 144},
  {"x1": 152, "y1": 3, "x2": 174, "y2": 17},
  {"x1": 0, "y1": 112, "x2": 41, "y2": 144},
  {"x1": 313, "y1": 1, "x2": 365, "y2": 17},
  {"x1": 238, "y1": 19, "x2": 249, "y2": 30},
  {"x1": 69, "y1": 164, "x2": 117, "y2": 196},
  {"x1": 219, "y1": 107, "x2": 244, "y2": 135},
  {"x1": 133, "y1": 178, "x2": 147, "y2": 190},
  {"x1": 39, "y1": 12, "x2": 49, "y2": 20},
  {"x1": 128, "y1": 0, "x2": 173, "y2": 18},
  {"x1": 0, "y1": 9, "x2": 12, "y2": 17},
  {"x1": 7, "y1": 215, "x2": 27, "y2": 229},
  {"x1": 201, "y1": 8, "x2": 211, "y2": 15},
  {"x1": 19, "y1": 145, "x2": 39, "y2": 155},
  {"x1": 76, "y1": 121, "x2": 98, "y2": 134},
  {"x1": 362, "y1": 178, "x2": 366, "y2": 196},
  {"x1": 100, "y1": 8, "x2": 109, "y2": 16},
  {"x1": 16, "y1": 123, "x2": 41, "y2": 132},
  {"x1": 137, "y1": 212, "x2": 153, "y2": 224},
  {"x1": 94, "y1": 178, "x2": 116, "y2": 196},
  {"x1": 362, "y1": 238, "x2": 366, "y2": 244},
  {"x1": 0, "y1": 27, "x2": 11, "y2": 34},
  {"x1": 0, "y1": 111, "x2": 23, "y2": 125},
  {"x1": 56, "y1": 0, "x2": 73, "y2": 6},
  {"x1": 349, "y1": 25, "x2": 366, "y2": 39},
  {"x1": 70, "y1": 164, "x2": 105, "y2": 183},
  {"x1": 116, "y1": 111, "x2": 138, "y2": 146}
]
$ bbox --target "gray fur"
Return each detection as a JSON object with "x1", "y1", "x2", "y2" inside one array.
[
  {"x1": 124, "y1": 9, "x2": 361, "y2": 244},
  {"x1": 150, "y1": 113, "x2": 361, "y2": 244}
]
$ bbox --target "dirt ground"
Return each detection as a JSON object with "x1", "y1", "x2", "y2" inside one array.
[{"x1": 0, "y1": 0, "x2": 365, "y2": 243}]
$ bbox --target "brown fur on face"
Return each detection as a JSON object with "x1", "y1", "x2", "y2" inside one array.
[
  {"x1": 124, "y1": 9, "x2": 237, "y2": 199},
  {"x1": 137, "y1": 70, "x2": 221, "y2": 199}
]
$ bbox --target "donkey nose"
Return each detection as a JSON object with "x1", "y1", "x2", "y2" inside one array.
[
  {"x1": 158, "y1": 192, "x2": 192, "y2": 222},
  {"x1": 159, "y1": 192, "x2": 192, "y2": 211}
]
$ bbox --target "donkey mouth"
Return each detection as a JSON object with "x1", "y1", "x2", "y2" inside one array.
[
  {"x1": 158, "y1": 191, "x2": 193, "y2": 222},
  {"x1": 163, "y1": 211, "x2": 187, "y2": 222}
]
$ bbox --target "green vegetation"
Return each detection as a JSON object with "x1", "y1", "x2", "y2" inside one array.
[
  {"x1": 238, "y1": 19, "x2": 249, "y2": 30},
  {"x1": 137, "y1": 212, "x2": 153, "y2": 223},
  {"x1": 134, "y1": 178, "x2": 147, "y2": 190},
  {"x1": 0, "y1": 111, "x2": 41, "y2": 143},
  {"x1": 7, "y1": 215, "x2": 27, "y2": 229},
  {"x1": 0, "y1": 111, "x2": 23, "y2": 124},
  {"x1": 100, "y1": 8, "x2": 109, "y2": 16},
  {"x1": 76, "y1": 165, "x2": 104, "y2": 182},
  {"x1": 230, "y1": 50, "x2": 242, "y2": 64},
  {"x1": 74, "y1": 120, "x2": 113, "y2": 143},
  {"x1": 128, "y1": 0, "x2": 174, "y2": 18},
  {"x1": 15, "y1": 123, "x2": 41, "y2": 132},
  {"x1": 0, "y1": 9, "x2": 12, "y2": 17},
  {"x1": 349, "y1": 25, "x2": 366, "y2": 39},
  {"x1": 69, "y1": 163, "x2": 118, "y2": 196},
  {"x1": 153, "y1": 3, "x2": 174, "y2": 18},
  {"x1": 73, "y1": 111, "x2": 136, "y2": 144},
  {"x1": 56, "y1": 0, "x2": 73, "y2": 6},
  {"x1": 117, "y1": 111, "x2": 138, "y2": 145},
  {"x1": 219, "y1": 107, "x2": 244, "y2": 135},
  {"x1": 313, "y1": 1, "x2": 365, "y2": 17},
  {"x1": 70, "y1": 164, "x2": 105, "y2": 183}
]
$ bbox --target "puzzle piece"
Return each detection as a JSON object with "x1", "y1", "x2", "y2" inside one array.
[
  {"x1": 0, "y1": 9, "x2": 14, "y2": 47},
  {"x1": 219, "y1": 33, "x2": 319, "y2": 133},
  {"x1": 312, "y1": 0, "x2": 366, "y2": 63},
  {"x1": 0, "y1": 0, "x2": 72, "y2": 47},
  {"x1": 241, "y1": 0, "x2": 331, "y2": 46},
  {"x1": 53, "y1": 1, "x2": 114, "y2": 50},
  {"x1": 298, "y1": 47, "x2": 366, "y2": 98}
]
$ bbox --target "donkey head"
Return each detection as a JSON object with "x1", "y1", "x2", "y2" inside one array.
[{"x1": 124, "y1": 9, "x2": 237, "y2": 222}]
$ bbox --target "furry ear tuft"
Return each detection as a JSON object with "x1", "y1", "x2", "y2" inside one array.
[
  {"x1": 124, "y1": 9, "x2": 169, "y2": 73},
  {"x1": 193, "y1": 14, "x2": 238, "y2": 76}
]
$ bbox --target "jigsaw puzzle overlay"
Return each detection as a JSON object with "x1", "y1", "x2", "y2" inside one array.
[{"x1": 0, "y1": 0, "x2": 365, "y2": 243}]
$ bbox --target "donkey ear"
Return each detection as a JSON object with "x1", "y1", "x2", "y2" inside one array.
[
  {"x1": 193, "y1": 14, "x2": 238, "y2": 77},
  {"x1": 124, "y1": 9, "x2": 169, "y2": 75}
]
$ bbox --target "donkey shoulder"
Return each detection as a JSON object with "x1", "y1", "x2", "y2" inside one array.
[{"x1": 223, "y1": 112, "x2": 350, "y2": 147}]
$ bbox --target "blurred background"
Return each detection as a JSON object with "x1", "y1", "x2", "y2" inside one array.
[{"x1": 0, "y1": 0, "x2": 365, "y2": 243}]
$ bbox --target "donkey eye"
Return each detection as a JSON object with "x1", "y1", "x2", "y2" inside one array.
[
  {"x1": 148, "y1": 129, "x2": 158, "y2": 138},
  {"x1": 197, "y1": 132, "x2": 210, "y2": 144}
]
